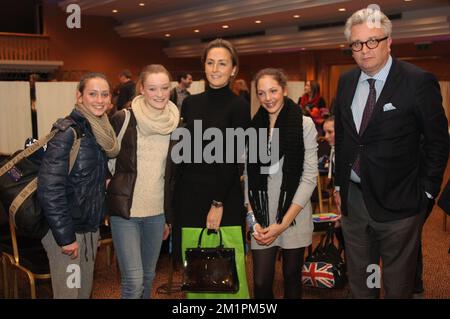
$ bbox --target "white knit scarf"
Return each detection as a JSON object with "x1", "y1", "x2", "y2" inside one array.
[{"x1": 131, "y1": 95, "x2": 179, "y2": 136}]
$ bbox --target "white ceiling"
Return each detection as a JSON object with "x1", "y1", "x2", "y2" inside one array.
[{"x1": 57, "y1": 0, "x2": 450, "y2": 57}]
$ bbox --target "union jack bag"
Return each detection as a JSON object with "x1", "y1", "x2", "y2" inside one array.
[{"x1": 302, "y1": 227, "x2": 346, "y2": 288}]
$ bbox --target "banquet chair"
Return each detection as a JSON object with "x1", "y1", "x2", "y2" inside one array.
[{"x1": 0, "y1": 214, "x2": 51, "y2": 298}]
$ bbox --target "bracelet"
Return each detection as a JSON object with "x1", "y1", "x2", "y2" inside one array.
[{"x1": 246, "y1": 211, "x2": 257, "y2": 233}]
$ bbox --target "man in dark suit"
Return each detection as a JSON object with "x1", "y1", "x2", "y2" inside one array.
[{"x1": 334, "y1": 8, "x2": 449, "y2": 298}]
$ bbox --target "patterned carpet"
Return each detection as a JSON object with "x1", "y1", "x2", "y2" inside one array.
[
  {"x1": 1, "y1": 188, "x2": 449, "y2": 299},
  {"x1": 88, "y1": 206, "x2": 449, "y2": 299}
]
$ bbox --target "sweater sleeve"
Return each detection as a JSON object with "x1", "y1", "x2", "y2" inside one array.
[{"x1": 292, "y1": 116, "x2": 318, "y2": 207}]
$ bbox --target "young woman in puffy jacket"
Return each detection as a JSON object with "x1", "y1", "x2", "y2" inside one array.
[{"x1": 38, "y1": 73, "x2": 119, "y2": 299}]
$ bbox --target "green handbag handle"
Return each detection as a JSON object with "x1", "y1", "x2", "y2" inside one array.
[{"x1": 197, "y1": 228, "x2": 223, "y2": 248}]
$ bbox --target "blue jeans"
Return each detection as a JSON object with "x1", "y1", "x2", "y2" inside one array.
[{"x1": 110, "y1": 214, "x2": 165, "y2": 299}]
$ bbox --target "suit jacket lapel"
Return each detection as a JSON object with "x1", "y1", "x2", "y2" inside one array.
[
  {"x1": 362, "y1": 59, "x2": 401, "y2": 136},
  {"x1": 342, "y1": 69, "x2": 360, "y2": 136}
]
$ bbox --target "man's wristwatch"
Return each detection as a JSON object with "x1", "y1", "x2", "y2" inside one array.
[{"x1": 211, "y1": 200, "x2": 223, "y2": 208}]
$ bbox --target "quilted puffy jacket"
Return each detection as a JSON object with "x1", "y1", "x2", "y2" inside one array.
[{"x1": 37, "y1": 109, "x2": 108, "y2": 247}]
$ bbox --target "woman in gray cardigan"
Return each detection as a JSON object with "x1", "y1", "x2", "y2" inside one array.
[{"x1": 245, "y1": 68, "x2": 318, "y2": 299}]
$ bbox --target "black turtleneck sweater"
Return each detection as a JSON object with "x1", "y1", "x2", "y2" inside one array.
[{"x1": 176, "y1": 85, "x2": 251, "y2": 228}]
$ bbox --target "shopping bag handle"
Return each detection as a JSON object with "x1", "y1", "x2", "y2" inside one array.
[{"x1": 197, "y1": 228, "x2": 223, "y2": 248}]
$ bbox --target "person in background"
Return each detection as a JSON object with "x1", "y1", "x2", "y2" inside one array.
[
  {"x1": 29, "y1": 73, "x2": 39, "y2": 139},
  {"x1": 245, "y1": 68, "x2": 318, "y2": 299},
  {"x1": 116, "y1": 69, "x2": 135, "y2": 110},
  {"x1": 169, "y1": 72, "x2": 193, "y2": 111},
  {"x1": 298, "y1": 80, "x2": 328, "y2": 134},
  {"x1": 334, "y1": 8, "x2": 448, "y2": 298},
  {"x1": 107, "y1": 64, "x2": 180, "y2": 299},
  {"x1": 38, "y1": 72, "x2": 120, "y2": 298},
  {"x1": 323, "y1": 115, "x2": 345, "y2": 250},
  {"x1": 231, "y1": 78, "x2": 250, "y2": 103}
]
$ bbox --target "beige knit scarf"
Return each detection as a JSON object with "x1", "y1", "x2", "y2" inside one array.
[
  {"x1": 75, "y1": 103, "x2": 120, "y2": 158},
  {"x1": 131, "y1": 95, "x2": 179, "y2": 136}
]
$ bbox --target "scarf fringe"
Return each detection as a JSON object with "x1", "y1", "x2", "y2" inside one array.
[{"x1": 247, "y1": 97, "x2": 303, "y2": 229}]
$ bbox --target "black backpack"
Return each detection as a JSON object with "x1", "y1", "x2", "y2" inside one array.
[{"x1": 0, "y1": 118, "x2": 81, "y2": 239}]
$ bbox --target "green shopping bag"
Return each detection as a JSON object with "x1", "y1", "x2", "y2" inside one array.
[{"x1": 182, "y1": 226, "x2": 250, "y2": 299}]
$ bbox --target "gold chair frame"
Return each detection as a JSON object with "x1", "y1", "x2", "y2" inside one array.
[{"x1": 2, "y1": 213, "x2": 51, "y2": 298}]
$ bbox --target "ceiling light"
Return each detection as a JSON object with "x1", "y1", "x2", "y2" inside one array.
[
  {"x1": 194, "y1": 29, "x2": 200, "y2": 33},
  {"x1": 139, "y1": 2, "x2": 145, "y2": 6},
  {"x1": 112, "y1": 9, "x2": 118, "y2": 13},
  {"x1": 165, "y1": 33, "x2": 171, "y2": 37},
  {"x1": 338, "y1": 8, "x2": 346, "y2": 12},
  {"x1": 293, "y1": 15, "x2": 300, "y2": 18},
  {"x1": 339, "y1": 44, "x2": 345, "y2": 48},
  {"x1": 255, "y1": 20, "x2": 262, "y2": 24},
  {"x1": 222, "y1": 25, "x2": 229, "y2": 29},
  {"x1": 404, "y1": 0, "x2": 413, "y2": 2}
]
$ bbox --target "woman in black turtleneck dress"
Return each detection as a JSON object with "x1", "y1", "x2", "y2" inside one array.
[{"x1": 173, "y1": 39, "x2": 250, "y2": 295}]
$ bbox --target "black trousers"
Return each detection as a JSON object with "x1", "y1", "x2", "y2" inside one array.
[{"x1": 341, "y1": 182, "x2": 425, "y2": 298}]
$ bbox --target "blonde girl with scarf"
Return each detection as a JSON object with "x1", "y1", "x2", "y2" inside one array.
[
  {"x1": 38, "y1": 73, "x2": 119, "y2": 298},
  {"x1": 107, "y1": 65, "x2": 180, "y2": 299}
]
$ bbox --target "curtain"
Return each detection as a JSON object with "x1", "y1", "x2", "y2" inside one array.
[
  {"x1": 35, "y1": 82, "x2": 78, "y2": 138},
  {"x1": 0, "y1": 81, "x2": 32, "y2": 154}
]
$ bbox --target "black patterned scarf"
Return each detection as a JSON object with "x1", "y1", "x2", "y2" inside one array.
[{"x1": 247, "y1": 97, "x2": 304, "y2": 227}]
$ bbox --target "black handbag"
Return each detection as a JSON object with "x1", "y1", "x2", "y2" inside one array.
[
  {"x1": 182, "y1": 228, "x2": 239, "y2": 293},
  {"x1": 302, "y1": 226, "x2": 346, "y2": 289}
]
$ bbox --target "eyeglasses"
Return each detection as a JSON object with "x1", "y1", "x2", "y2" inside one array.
[{"x1": 349, "y1": 36, "x2": 389, "y2": 52}]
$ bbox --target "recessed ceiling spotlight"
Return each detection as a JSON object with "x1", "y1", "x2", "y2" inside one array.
[
  {"x1": 338, "y1": 8, "x2": 346, "y2": 12},
  {"x1": 255, "y1": 20, "x2": 262, "y2": 24},
  {"x1": 165, "y1": 33, "x2": 171, "y2": 37},
  {"x1": 222, "y1": 25, "x2": 229, "y2": 29},
  {"x1": 112, "y1": 9, "x2": 118, "y2": 13},
  {"x1": 293, "y1": 15, "x2": 300, "y2": 18},
  {"x1": 139, "y1": 2, "x2": 145, "y2": 6},
  {"x1": 404, "y1": 0, "x2": 413, "y2": 2},
  {"x1": 194, "y1": 29, "x2": 200, "y2": 33}
]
